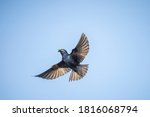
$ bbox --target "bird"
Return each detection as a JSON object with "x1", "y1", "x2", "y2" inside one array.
[{"x1": 35, "y1": 33, "x2": 89, "y2": 81}]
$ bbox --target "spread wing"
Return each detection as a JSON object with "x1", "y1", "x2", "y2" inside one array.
[
  {"x1": 71, "y1": 33, "x2": 89, "y2": 63},
  {"x1": 36, "y1": 61, "x2": 71, "y2": 79}
]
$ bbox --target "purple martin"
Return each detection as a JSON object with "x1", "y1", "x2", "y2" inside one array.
[{"x1": 36, "y1": 33, "x2": 89, "y2": 81}]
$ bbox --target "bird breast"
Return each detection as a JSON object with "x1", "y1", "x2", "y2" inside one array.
[{"x1": 63, "y1": 55, "x2": 76, "y2": 67}]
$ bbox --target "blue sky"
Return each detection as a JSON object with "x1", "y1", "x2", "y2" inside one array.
[{"x1": 0, "y1": 0, "x2": 150, "y2": 99}]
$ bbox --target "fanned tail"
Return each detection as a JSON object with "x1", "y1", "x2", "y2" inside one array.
[{"x1": 69, "y1": 64, "x2": 88, "y2": 81}]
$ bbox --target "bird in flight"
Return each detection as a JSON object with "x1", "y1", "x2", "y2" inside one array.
[{"x1": 36, "y1": 33, "x2": 89, "y2": 81}]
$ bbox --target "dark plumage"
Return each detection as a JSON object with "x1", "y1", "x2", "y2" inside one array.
[{"x1": 36, "y1": 33, "x2": 89, "y2": 81}]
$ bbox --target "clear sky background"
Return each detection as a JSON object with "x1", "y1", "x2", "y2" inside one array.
[{"x1": 0, "y1": 0, "x2": 150, "y2": 100}]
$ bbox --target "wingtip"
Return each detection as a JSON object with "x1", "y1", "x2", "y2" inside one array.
[
  {"x1": 82, "y1": 32, "x2": 85, "y2": 36},
  {"x1": 35, "y1": 74, "x2": 40, "y2": 77},
  {"x1": 81, "y1": 33, "x2": 88, "y2": 38}
]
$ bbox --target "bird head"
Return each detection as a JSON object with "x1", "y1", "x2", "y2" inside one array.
[
  {"x1": 58, "y1": 49, "x2": 65, "y2": 52},
  {"x1": 58, "y1": 49, "x2": 68, "y2": 55}
]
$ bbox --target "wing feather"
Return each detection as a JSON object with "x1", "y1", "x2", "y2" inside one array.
[
  {"x1": 36, "y1": 61, "x2": 71, "y2": 80},
  {"x1": 71, "y1": 33, "x2": 89, "y2": 62}
]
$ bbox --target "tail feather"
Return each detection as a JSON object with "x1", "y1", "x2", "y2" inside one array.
[{"x1": 69, "y1": 64, "x2": 88, "y2": 81}]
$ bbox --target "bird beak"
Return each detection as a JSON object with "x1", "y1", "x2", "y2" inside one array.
[{"x1": 58, "y1": 49, "x2": 61, "y2": 52}]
